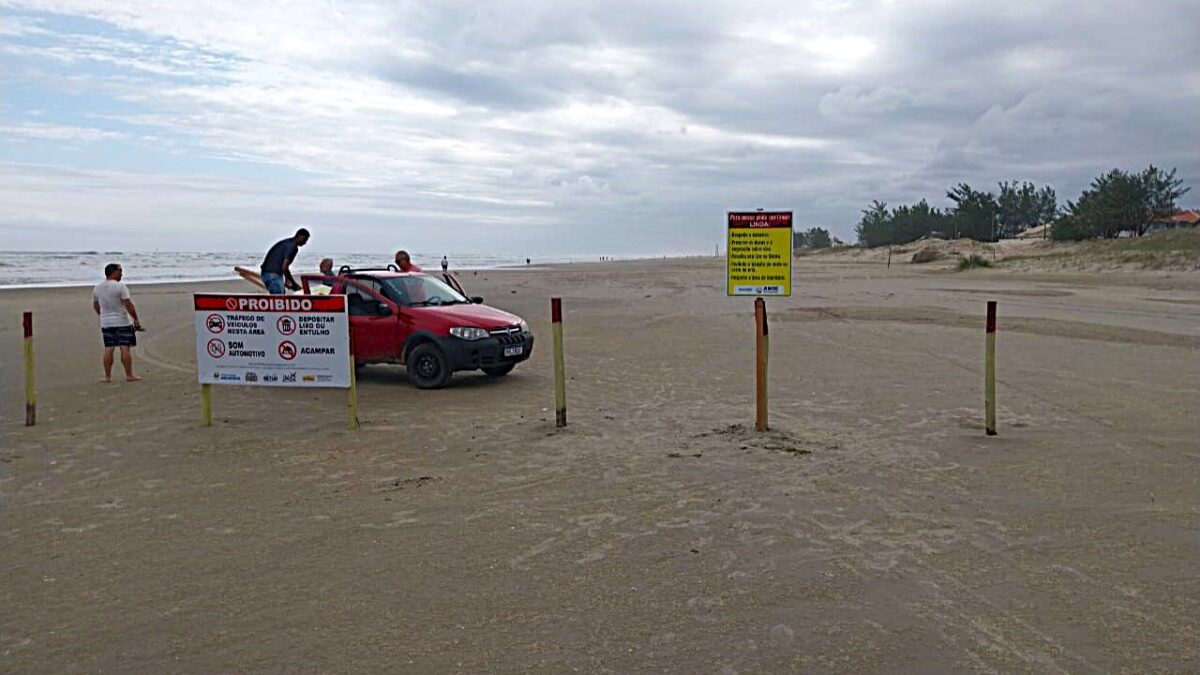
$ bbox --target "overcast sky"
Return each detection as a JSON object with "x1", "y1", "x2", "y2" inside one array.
[{"x1": 2, "y1": 0, "x2": 1197, "y2": 255}]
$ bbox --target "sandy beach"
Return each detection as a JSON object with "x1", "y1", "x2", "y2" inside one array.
[{"x1": 1, "y1": 257, "x2": 1198, "y2": 673}]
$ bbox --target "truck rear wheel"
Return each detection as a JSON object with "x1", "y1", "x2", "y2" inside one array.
[{"x1": 408, "y1": 343, "x2": 451, "y2": 389}]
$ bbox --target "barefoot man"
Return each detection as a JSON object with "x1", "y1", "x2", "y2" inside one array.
[{"x1": 92, "y1": 263, "x2": 142, "y2": 382}]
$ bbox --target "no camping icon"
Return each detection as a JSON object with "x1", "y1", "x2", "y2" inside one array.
[{"x1": 278, "y1": 340, "x2": 297, "y2": 361}]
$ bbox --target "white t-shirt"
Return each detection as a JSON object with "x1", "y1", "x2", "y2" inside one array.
[{"x1": 93, "y1": 279, "x2": 132, "y2": 328}]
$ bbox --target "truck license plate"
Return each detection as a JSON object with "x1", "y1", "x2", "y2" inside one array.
[{"x1": 503, "y1": 345, "x2": 523, "y2": 357}]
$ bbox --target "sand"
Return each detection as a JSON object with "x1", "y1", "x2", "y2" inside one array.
[{"x1": 1, "y1": 258, "x2": 1198, "y2": 673}]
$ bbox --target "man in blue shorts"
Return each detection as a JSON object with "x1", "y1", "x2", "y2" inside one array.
[
  {"x1": 92, "y1": 263, "x2": 142, "y2": 382},
  {"x1": 260, "y1": 228, "x2": 310, "y2": 294}
]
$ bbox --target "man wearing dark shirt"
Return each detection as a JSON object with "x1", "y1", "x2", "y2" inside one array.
[{"x1": 260, "y1": 228, "x2": 310, "y2": 294}]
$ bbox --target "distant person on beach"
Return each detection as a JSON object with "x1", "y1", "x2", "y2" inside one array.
[
  {"x1": 441, "y1": 255, "x2": 449, "y2": 273},
  {"x1": 394, "y1": 250, "x2": 422, "y2": 273},
  {"x1": 92, "y1": 263, "x2": 142, "y2": 382},
  {"x1": 260, "y1": 228, "x2": 310, "y2": 294}
]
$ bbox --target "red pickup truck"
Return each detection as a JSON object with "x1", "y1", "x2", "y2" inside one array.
[{"x1": 301, "y1": 268, "x2": 533, "y2": 389}]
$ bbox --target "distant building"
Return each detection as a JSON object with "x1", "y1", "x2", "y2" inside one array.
[
  {"x1": 1145, "y1": 209, "x2": 1199, "y2": 234},
  {"x1": 1169, "y1": 209, "x2": 1199, "y2": 227},
  {"x1": 1016, "y1": 224, "x2": 1051, "y2": 239}
]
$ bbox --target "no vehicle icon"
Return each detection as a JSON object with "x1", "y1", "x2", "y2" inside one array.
[
  {"x1": 206, "y1": 338, "x2": 226, "y2": 359},
  {"x1": 206, "y1": 314, "x2": 225, "y2": 334},
  {"x1": 278, "y1": 340, "x2": 297, "y2": 361}
]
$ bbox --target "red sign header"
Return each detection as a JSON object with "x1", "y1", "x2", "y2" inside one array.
[
  {"x1": 728, "y1": 211, "x2": 793, "y2": 228},
  {"x1": 194, "y1": 293, "x2": 346, "y2": 313}
]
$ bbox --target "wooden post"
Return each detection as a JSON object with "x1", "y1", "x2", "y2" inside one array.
[
  {"x1": 23, "y1": 311, "x2": 35, "y2": 426},
  {"x1": 985, "y1": 301, "x2": 997, "y2": 436},
  {"x1": 755, "y1": 298, "x2": 768, "y2": 431},
  {"x1": 551, "y1": 297, "x2": 567, "y2": 428},
  {"x1": 201, "y1": 383, "x2": 212, "y2": 427},
  {"x1": 347, "y1": 342, "x2": 359, "y2": 431},
  {"x1": 887, "y1": 246, "x2": 892, "y2": 269}
]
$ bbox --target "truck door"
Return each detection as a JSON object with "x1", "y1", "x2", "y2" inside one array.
[{"x1": 340, "y1": 277, "x2": 401, "y2": 363}]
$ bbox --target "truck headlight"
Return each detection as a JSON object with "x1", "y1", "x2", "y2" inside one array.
[
  {"x1": 450, "y1": 326, "x2": 489, "y2": 341},
  {"x1": 519, "y1": 320, "x2": 530, "y2": 333}
]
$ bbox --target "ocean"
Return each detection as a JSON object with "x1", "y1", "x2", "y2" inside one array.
[{"x1": 0, "y1": 251, "x2": 665, "y2": 289}]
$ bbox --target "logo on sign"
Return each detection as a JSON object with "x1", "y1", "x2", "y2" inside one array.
[
  {"x1": 302, "y1": 375, "x2": 316, "y2": 382},
  {"x1": 244, "y1": 372, "x2": 258, "y2": 382},
  {"x1": 206, "y1": 314, "x2": 225, "y2": 334},
  {"x1": 207, "y1": 338, "x2": 226, "y2": 358},
  {"x1": 278, "y1": 341, "x2": 297, "y2": 361},
  {"x1": 225, "y1": 298, "x2": 239, "y2": 311},
  {"x1": 277, "y1": 315, "x2": 297, "y2": 335},
  {"x1": 282, "y1": 372, "x2": 297, "y2": 383}
]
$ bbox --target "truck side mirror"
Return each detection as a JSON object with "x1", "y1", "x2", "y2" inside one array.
[
  {"x1": 378, "y1": 304, "x2": 393, "y2": 317},
  {"x1": 470, "y1": 296, "x2": 484, "y2": 304}
]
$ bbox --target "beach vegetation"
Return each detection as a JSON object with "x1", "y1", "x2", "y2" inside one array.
[
  {"x1": 957, "y1": 254, "x2": 992, "y2": 270},
  {"x1": 1052, "y1": 166, "x2": 1189, "y2": 240},
  {"x1": 794, "y1": 227, "x2": 833, "y2": 250},
  {"x1": 854, "y1": 165, "x2": 1188, "y2": 248}
]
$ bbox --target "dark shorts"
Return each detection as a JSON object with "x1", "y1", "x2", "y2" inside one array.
[{"x1": 101, "y1": 325, "x2": 137, "y2": 348}]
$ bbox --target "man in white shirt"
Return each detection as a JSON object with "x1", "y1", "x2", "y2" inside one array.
[{"x1": 92, "y1": 263, "x2": 143, "y2": 382}]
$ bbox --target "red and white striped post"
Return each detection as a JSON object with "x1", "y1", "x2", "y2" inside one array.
[
  {"x1": 24, "y1": 311, "x2": 36, "y2": 426},
  {"x1": 551, "y1": 298, "x2": 567, "y2": 428}
]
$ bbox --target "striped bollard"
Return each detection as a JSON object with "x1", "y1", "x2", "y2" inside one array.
[
  {"x1": 24, "y1": 311, "x2": 36, "y2": 426},
  {"x1": 551, "y1": 298, "x2": 567, "y2": 427},
  {"x1": 985, "y1": 301, "x2": 997, "y2": 436}
]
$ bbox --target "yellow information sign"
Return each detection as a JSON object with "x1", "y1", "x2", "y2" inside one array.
[{"x1": 727, "y1": 211, "x2": 793, "y2": 296}]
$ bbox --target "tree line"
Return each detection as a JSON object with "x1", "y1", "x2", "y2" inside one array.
[
  {"x1": 793, "y1": 227, "x2": 832, "y2": 249},
  {"x1": 853, "y1": 165, "x2": 1189, "y2": 247}
]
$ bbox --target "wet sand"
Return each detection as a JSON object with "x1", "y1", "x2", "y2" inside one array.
[{"x1": 2, "y1": 258, "x2": 1197, "y2": 673}]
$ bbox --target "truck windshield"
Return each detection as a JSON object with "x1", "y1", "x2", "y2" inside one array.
[{"x1": 381, "y1": 275, "x2": 470, "y2": 307}]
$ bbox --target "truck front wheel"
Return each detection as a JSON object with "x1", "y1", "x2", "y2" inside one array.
[{"x1": 408, "y1": 343, "x2": 451, "y2": 389}]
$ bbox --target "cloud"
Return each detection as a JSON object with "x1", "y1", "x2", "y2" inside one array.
[
  {"x1": 0, "y1": 122, "x2": 125, "y2": 141},
  {"x1": 0, "y1": 0, "x2": 1197, "y2": 251},
  {"x1": 819, "y1": 86, "x2": 922, "y2": 117}
]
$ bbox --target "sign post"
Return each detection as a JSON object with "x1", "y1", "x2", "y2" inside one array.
[
  {"x1": 347, "y1": 338, "x2": 359, "y2": 431},
  {"x1": 193, "y1": 293, "x2": 352, "y2": 426},
  {"x1": 201, "y1": 383, "x2": 212, "y2": 427},
  {"x1": 727, "y1": 211, "x2": 792, "y2": 431},
  {"x1": 754, "y1": 298, "x2": 768, "y2": 431}
]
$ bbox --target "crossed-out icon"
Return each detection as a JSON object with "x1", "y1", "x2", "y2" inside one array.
[{"x1": 206, "y1": 338, "x2": 225, "y2": 359}]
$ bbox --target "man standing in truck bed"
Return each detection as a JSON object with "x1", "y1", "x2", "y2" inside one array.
[{"x1": 260, "y1": 228, "x2": 310, "y2": 294}]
